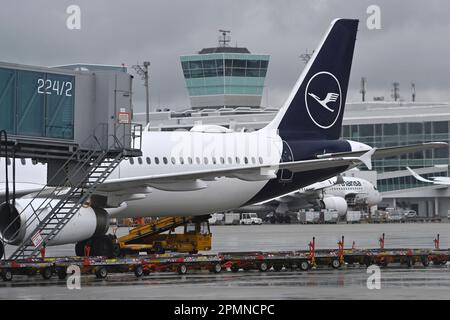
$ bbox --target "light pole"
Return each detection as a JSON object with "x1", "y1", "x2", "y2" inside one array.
[{"x1": 132, "y1": 61, "x2": 151, "y2": 124}]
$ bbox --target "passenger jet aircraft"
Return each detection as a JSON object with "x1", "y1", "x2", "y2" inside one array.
[{"x1": 0, "y1": 19, "x2": 446, "y2": 256}]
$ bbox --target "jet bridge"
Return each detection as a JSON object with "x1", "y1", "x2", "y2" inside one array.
[
  {"x1": 0, "y1": 62, "x2": 142, "y2": 259},
  {"x1": 0, "y1": 62, "x2": 142, "y2": 182}
]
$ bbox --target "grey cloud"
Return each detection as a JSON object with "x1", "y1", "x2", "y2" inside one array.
[{"x1": 0, "y1": 0, "x2": 449, "y2": 111}]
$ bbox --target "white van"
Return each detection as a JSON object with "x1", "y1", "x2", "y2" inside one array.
[{"x1": 240, "y1": 213, "x2": 263, "y2": 225}]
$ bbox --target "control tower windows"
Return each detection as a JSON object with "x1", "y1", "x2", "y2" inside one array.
[{"x1": 181, "y1": 59, "x2": 268, "y2": 79}]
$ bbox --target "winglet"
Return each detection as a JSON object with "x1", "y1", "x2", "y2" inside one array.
[
  {"x1": 335, "y1": 174, "x2": 344, "y2": 185},
  {"x1": 359, "y1": 148, "x2": 376, "y2": 170},
  {"x1": 406, "y1": 167, "x2": 434, "y2": 183}
]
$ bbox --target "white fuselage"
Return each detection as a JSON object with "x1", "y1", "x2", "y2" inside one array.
[
  {"x1": 1, "y1": 128, "x2": 284, "y2": 217},
  {"x1": 109, "y1": 129, "x2": 282, "y2": 217},
  {"x1": 315, "y1": 177, "x2": 382, "y2": 206},
  {"x1": 0, "y1": 128, "x2": 371, "y2": 218}
]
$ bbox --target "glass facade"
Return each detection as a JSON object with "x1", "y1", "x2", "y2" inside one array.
[
  {"x1": 180, "y1": 53, "x2": 269, "y2": 98},
  {"x1": 342, "y1": 121, "x2": 450, "y2": 192},
  {"x1": 0, "y1": 67, "x2": 74, "y2": 139}
]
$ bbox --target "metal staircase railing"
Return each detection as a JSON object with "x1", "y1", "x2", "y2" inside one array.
[
  {"x1": 1, "y1": 132, "x2": 128, "y2": 260},
  {"x1": 9, "y1": 152, "x2": 124, "y2": 259}
]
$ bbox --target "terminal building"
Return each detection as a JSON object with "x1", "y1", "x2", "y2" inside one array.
[{"x1": 135, "y1": 101, "x2": 450, "y2": 218}]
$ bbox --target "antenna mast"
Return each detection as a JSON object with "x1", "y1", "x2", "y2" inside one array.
[
  {"x1": 391, "y1": 82, "x2": 400, "y2": 102},
  {"x1": 411, "y1": 82, "x2": 416, "y2": 102},
  {"x1": 218, "y1": 29, "x2": 231, "y2": 47},
  {"x1": 360, "y1": 77, "x2": 367, "y2": 102}
]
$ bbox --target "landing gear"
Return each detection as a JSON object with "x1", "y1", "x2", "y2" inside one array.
[
  {"x1": 75, "y1": 240, "x2": 87, "y2": 257},
  {"x1": 91, "y1": 235, "x2": 114, "y2": 257},
  {"x1": 76, "y1": 235, "x2": 116, "y2": 257}
]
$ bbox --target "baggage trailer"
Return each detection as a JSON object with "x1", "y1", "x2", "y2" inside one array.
[{"x1": 1, "y1": 234, "x2": 449, "y2": 282}]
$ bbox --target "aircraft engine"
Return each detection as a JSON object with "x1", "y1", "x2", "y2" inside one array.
[
  {"x1": 320, "y1": 196, "x2": 348, "y2": 217},
  {"x1": 0, "y1": 197, "x2": 109, "y2": 246}
]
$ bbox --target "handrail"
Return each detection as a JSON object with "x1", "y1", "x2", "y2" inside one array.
[
  {"x1": 1, "y1": 133, "x2": 103, "y2": 247},
  {"x1": 2, "y1": 120, "x2": 142, "y2": 259}
]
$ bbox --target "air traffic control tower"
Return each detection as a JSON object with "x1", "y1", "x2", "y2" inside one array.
[{"x1": 180, "y1": 30, "x2": 270, "y2": 110}]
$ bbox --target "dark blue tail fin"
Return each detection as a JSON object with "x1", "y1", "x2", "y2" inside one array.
[{"x1": 266, "y1": 19, "x2": 358, "y2": 140}]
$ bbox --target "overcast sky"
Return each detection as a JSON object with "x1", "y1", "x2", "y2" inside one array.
[{"x1": 1, "y1": 0, "x2": 449, "y2": 112}]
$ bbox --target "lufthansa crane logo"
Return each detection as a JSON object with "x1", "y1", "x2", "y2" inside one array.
[{"x1": 305, "y1": 71, "x2": 342, "y2": 129}]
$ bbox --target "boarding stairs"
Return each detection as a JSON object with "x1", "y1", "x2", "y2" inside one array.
[{"x1": 4, "y1": 141, "x2": 126, "y2": 260}]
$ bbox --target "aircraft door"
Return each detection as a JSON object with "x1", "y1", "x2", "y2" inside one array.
[{"x1": 279, "y1": 140, "x2": 294, "y2": 183}]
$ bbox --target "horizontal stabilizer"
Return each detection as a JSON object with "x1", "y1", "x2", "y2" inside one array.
[{"x1": 316, "y1": 142, "x2": 448, "y2": 160}]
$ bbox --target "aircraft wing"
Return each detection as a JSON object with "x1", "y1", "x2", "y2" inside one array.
[
  {"x1": 95, "y1": 151, "x2": 374, "y2": 194},
  {"x1": 0, "y1": 183, "x2": 45, "y2": 200},
  {"x1": 406, "y1": 167, "x2": 450, "y2": 185},
  {"x1": 316, "y1": 142, "x2": 448, "y2": 159}
]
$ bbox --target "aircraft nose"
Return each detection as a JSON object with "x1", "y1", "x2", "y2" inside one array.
[{"x1": 375, "y1": 192, "x2": 382, "y2": 203}]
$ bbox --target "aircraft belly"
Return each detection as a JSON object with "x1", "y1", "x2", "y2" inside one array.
[{"x1": 112, "y1": 178, "x2": 268, "y2": 218}]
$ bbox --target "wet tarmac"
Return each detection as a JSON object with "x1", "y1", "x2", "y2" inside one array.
[{"x1": 1, "y1": 223, "x2": 450, "y2": 299}]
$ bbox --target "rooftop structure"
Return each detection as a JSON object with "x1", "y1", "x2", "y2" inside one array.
[{"x1": 180, "y1": 31, "x2": 270, "y2": 110}]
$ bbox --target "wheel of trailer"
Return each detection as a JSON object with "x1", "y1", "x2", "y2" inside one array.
[
  {"x1": 57, "y1": 267, "x2": 67, "y2": 280},
  {"x1": 41, "y1": 267, "x2": 53, "y2": 280},
  {"x1": 26, "y1": 269, "x2": 37, "y2": 277},
  {"x1": 211, "y1": 263, "x2": 222, "y2": 274},
  {"x1": 95, "y1": 266, "x2": 108, "y2": 279},
  {"x1": 378, "y1": 260, "x2": 389, "y2": 268},
  {"x1": 134, "y1": 265, "x2": 144, "y2": 278},
  {"x1": 421, "y1": 256, "x2": 430, "y2": 267},
  {"x1": 299, "y1": 261, "x2": 310, "y2": 271},
  {"x1": 331, "y1": 259, "x2": 341, "y2": 269},
  {"x1": 258, "y1": 262, "x2": 268, "y2": 272},
  {"x1": 231, "y1": 264, "x2": 240, "y2": 273},
  {"x1": 177, "y1": 264, "x2": 188, "y2": 275},
  {"x1": 434, "y1": 259, "x2": 447, "y2": 266},
  {"x1": 273, "y1": 264, "x2": 283, "y2": 272},
  {"x1": 1, "y1": 269, "x2": 12, "y2": 282}
]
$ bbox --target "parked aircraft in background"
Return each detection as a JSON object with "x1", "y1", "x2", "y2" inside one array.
[
  {"x1": 407, "y1": 167, "x2": 450, "y2": 186},
  {"x1": 235, "y1": 176, "x2": 381, "y2": 222}
]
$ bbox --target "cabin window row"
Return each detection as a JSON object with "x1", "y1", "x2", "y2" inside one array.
[
  {"x1": 2, "y1": 158, "x2": 41, "y2": 165},
  {"x1": 128, "y1": 156, "x2": 265, "y2": 166}
]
